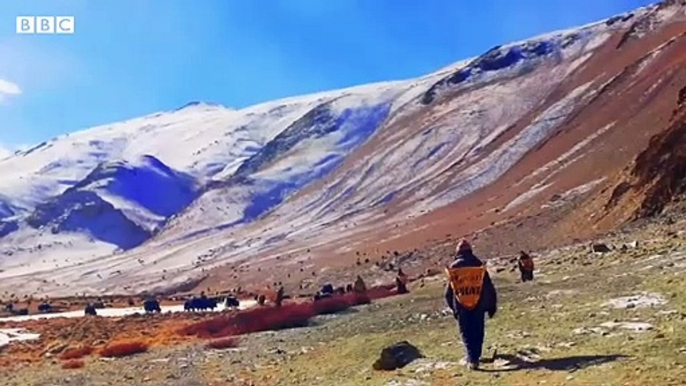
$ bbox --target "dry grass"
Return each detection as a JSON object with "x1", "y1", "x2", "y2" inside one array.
[
  {"x1": 61, "y1": 360, "x2": 85, "y2": 370},
  {"x1": 99, "y1": 340, "x2": 149, "y2": 358},
  {"x1": 59, "y1": 346, "x2": 94, "y2": 360}
]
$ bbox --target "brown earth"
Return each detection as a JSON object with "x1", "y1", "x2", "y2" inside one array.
[{"x1": 190, "y1": 15, "x2": 686, "y2": 297}]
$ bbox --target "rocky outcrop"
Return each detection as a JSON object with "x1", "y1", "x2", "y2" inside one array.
[
  {"x1": 372, "y1": 341, "x2": 424, "y2": 371},
  {"x1": 606, "y1": 86, "x2": 686, "y2": 218}
]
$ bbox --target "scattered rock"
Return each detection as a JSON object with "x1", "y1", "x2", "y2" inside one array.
[
  {"x1": 373, "y1": 341, "x2": 424, "y2": 371},
  {"x1": 599, "y1": 321, "x2": 653, "y2": 332},
  {"x1": 573, "y1": 327, "x2": 604, "y2": 336},
  {"x1": 546, "y1": 290, "x2": 578, "y2": 298},
  {"x1": 602, "y1": 293, "x2": 666, "y2": 309},
  {"x1": 591, "y1": 243, "x2": 612, "y2": 253},
  {"x1": 409, "y1": 359, "x2": 454, "y2": 373},
  {"x1": 493, "y1": 358, "x2": 516, "y2": 370}
]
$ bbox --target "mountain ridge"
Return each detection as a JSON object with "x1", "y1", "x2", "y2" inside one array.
[{"x1": 1, "y1": 2, "x2": 686, "y2": 297}]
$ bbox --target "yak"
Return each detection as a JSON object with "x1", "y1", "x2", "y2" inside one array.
[
  {"x1": 184, "y1": 296, "x2": 218, "y2": 312},
  {"x1": 143, "y1": 299, "x2": 161, "y2": 313},
  {"x1": 84, "y1": 304, "x2": 97, "y2": 316},
  {"x1": 225, "y1": 296, "x2": 240, "y2": 309}
]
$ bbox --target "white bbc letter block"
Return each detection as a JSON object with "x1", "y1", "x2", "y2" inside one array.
[
  {"x1": 56, "y1": 17, "x2": 75, "y2": 34},
  {"x1": 36, "y1": 16, "x2": 56, "y2": 34},
  {"x1": 16, "y1": 17, "x2": 35, "y2": 34}
]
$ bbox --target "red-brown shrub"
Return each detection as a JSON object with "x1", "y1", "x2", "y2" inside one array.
[
  {"x1": 61, "y1": 360, "x2": 85, "y2": 369},
  {"x1": 99, "y1": 340, "x2": 149, "y2": 358},
  {"x1": 312, "y1": 295, "x2": 353, "y2": 315},
  {"x1": 206, "y1": 337, "x2": 239, "y2": 350},
  {"x1": 180, "y1": 291, "x2": 378, "y2": 339},
  {"x1": 59, "y1": 346, "x2": 94, "y2": 360},
  {"x1": 180, "y1": 302, "x2": 315, "y2": 338},
  {"x1": 366, "y1": 285, "x2": 397, "y2": 301}
]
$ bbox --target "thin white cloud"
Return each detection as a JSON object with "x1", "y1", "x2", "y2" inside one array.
[
  {"x1": 0, "y1": 145, "x2": 12, "y2": 159},
  {"x1": 0, "y1": 78, "x2": 21, "y2": 102},
  {"x1": 0, "y1": 143, "x2": 30, "y2": 159}
]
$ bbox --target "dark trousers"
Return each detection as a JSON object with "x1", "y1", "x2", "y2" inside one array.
[
  {"x1": 520, "y1": 270, "x2": 534, "y2": 282},
  {"x1": 457, "y1": 310, "x2": 485, "y2": 365}
]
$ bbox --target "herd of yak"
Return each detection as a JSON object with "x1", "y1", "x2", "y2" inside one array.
[
  {"x1": 1, "y1": 293, "x2": 242, "y2": 317},
  {"x1": 1, "y1": 277, "x2": 376, "y2": 318}
]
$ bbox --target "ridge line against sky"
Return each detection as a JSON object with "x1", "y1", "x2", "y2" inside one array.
[{"x1": 0, "y1": 0, "x2": 655, "y2": 149}]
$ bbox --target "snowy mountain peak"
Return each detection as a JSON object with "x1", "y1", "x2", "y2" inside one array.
[{"x1": 174, "y1": 101, "x2": 230, "y2": 112}]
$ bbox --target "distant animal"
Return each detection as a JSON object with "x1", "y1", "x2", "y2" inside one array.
[
  {"x1": 84, "y1": 304, "x2": 97, "y2": 316},
  {"x1": 143, "y1": 299, "x2": 161, "y2": 313},
  {"x1": 184, "y1": 296, "x2": 218, "y2": 312},
  {"x1": 313, "y1": 292, "x2": 332, "y2": 302},
  {"x1": 14, "y1": 308, "x2": 29, "y2": 316},
  {"x1": 37, "y1": 303, "x2": 52, "y2": 313},
  {"x1": 320, "y1": 284, "x2": 334, "y2": 296},
  {"x1": 224, "y1": 296, "x2": 240, "y2": 309}
]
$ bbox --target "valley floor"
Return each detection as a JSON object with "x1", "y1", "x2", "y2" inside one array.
[{"x1": 1, "y1": 225, "x2": 686, "y2": 386}]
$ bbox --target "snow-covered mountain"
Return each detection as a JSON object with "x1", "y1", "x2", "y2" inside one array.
[{"x1": 1, "y1": 2, "x2": 686, "y2": 296}]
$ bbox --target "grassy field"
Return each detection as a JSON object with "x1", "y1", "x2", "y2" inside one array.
[{"x1": 3, "y1": 231, "x2": 686, "y2": 386}]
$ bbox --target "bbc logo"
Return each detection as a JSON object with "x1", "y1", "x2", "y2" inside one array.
[{"x1": 16, "y1": 16, "x2": 75, "y2": 34}]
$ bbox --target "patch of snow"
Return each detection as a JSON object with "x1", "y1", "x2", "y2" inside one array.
[
  {"x1": 543, "y1": 178, "x2": 607, "y2": 209},
  {"x1": 0, "y1": 300, "x2": 257, "y2": 323},
  {"x1": 585, "y1": 32, "x2": 612, "y2": 51},
  {"x1": 599, "y1": 321, "x2": 653, "y2": 332},
  {"x1": 602, "y1": 293, "x2": 667, "y2": 309},
  {"x1": 0, "y1": 328, "x2": 40, "y2": 347},
  {"x1": 504, "y1": 182, "x2": 553, "y2": 212},
  {"x1": 522, "y1": 122, "x2": 615, "y2": 187},
  {"x1": 417, "y1": 80, "x2": 596, "y2": 212},
  {"x1": 564, "y1": 53, "x2": 594, "y2": 77}
]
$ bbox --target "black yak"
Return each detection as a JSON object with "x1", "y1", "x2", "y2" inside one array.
[{"x1": 143, "y1": 299, "x2": 161, "y2": 313}]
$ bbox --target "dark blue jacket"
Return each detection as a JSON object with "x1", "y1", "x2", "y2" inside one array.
[{"x1": 444, "y1": 251, "x2": 497, "y2": 318}]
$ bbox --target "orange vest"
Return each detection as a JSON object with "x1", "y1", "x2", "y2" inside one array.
[
  {"x1": 445, "y1": 266, "x2": 486, "y2": 310},
  {"x1": 520, "y1": 256, "x2": 534, "y2": 271}
]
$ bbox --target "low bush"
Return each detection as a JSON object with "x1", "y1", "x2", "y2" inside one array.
[
  {"x1": 59, "y1": 346, "x2": 94, "y2": 360},
  {"x1": 99, "y1": 340, "x2": 149, "y2": 358},
  {"x1": 206, "y1": 337, "x2": 239, "y2": 350},
  {"x1": 366, "y1": 285, "x2": 397, "y2": 301},
  {"x1": 61, "y1": 360, "x2": 85, "y2": 369},
  {"x1": 179, "y1": 288, "x2": 392, "y2": 339}
]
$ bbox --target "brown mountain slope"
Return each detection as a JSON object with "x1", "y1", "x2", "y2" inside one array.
[{"x1": 188, "y1": 7, "x2": 686, "y2": 295}]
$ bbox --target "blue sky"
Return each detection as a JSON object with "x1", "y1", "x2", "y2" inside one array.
[{"x1": 0, "y1": 0, "x2": 655, "y2": 149}]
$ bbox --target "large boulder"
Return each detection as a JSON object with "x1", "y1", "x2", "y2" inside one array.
[{"x1": 373, "y1": 341, "x2": 424, "y2": 371}]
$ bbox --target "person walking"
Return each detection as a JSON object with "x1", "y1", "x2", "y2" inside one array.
[
  {"x1": 518, "y1": 251, "x2": 535, "y2": 282},
  {"x1": 445, "y1": 239, "x2": 497, "y2": 370}
]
